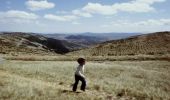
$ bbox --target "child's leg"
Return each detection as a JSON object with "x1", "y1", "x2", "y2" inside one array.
[
  {"x1": 80, "y1": 77, "x2": 86, "y2": 91},
  {"x1": 72, "y1": 75, "x2": 79, "y2": 91}
]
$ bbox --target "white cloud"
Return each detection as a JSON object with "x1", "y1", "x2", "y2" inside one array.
[
  {"x1": 101, "y1": 19, "x2": 170, "y2": 28},
  {"x1": 0, "y1": 10, "x2": 39, "y2": 20},
  {"x1": 83, "y1": 3, "x2": 117, "y2": 15},
  {"x1": 100, "y1": 18, "x2": 170, "y2": 32},
  {"x1": 44, "y1": 14, "x2": 78, "y2": 21},
  {"x1": 0, "y1": 10, "x2": 39, "y2": 24},
  {"x1": 135, "y1": 19, "x2": 170, "y2": 26},
  {"x1": 72, "y1": 10, "x2": 92, "y2": 18},
  {"x1": 44, "y1": 9, "x2": 92, "y2": 22},
  {"x1": 26, "y1": 0, "x2": 55, "y2": 11},
  {"x1": 83, "y1": 0, "x2": 166, "y2": 15},
  {"x1": 136, "y1": 0, "x2": 166, "y2": 4},
  {"x1": 113, "y1": 2, "x2": 154, "y2": 13}
]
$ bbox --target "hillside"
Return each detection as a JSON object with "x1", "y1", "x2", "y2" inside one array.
[
  {"x1": 0, "y1": 32, "x2": 79, "y2": 55},
  {"x1": 68, "y1": 31, "x2": 170, "y2": 56},
  {"x1": 44, "y1": 33, "x2": 141, "y2": 48}
]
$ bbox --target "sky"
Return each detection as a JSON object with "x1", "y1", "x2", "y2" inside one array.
[{"x1": 0, "y1": 0, "x2": 170, "y2": 33}]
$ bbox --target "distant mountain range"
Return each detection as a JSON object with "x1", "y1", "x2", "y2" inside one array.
[
  {"x1": 44, "y1": 32, "x2": 141, "y2": 47},
  {"x1": 68, "y1": 31, "x2": 170, "y2": 56},
  {"x1": 1, "y1": 31, "x2": 169, "y2": 56}
]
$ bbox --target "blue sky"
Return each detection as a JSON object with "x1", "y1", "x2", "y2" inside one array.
[{"x1": 0, "y1": 0, "x2": 170, "y2": 33}]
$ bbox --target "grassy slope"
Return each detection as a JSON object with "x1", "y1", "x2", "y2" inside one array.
[
  {"x1": 69, "y1": 32, "x2": 170, "y2": 56},
  {"x1": 0, "y1": 32, "x2": 75, "y2": 55},
  {"x1": 0, "y1": 60, "x2": 170, "y2": 100}
]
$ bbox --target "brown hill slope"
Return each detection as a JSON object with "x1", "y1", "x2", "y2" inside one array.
[
  {"x1": 68, "y1": 31, "x2": 170, "y2": 56},
  {"x1": 0, "y1": 32, "x2": 74, "y2": 55}
]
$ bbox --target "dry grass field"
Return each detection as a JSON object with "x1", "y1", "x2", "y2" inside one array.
[
  {"x1": 2, "y1": 54, "x2": 170, "y2": 61},
  {"x1": 0, "y1": 58, "x2": 170, "y2": 100},
  {"x1": 69, "y1": 32, "x2": 170, "y2": 56}
]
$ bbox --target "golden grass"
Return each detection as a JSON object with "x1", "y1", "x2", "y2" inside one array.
[
  {"x1": 0, "y1": 60, "x2": 170, "y2": 100},
  {"x1": 2, "y1": 54, "x2": 170, "y2": 61},
  {"x1": 68, "y1": 32, "x2": 170, "y2": 56}
]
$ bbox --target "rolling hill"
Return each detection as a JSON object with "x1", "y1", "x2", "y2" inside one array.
[
  {"x1": 68, "y1": 31, "x2": 170, "y2": 56},
  {"x1": 0, "y1": 32, "x2": 80, "y2": 55}
]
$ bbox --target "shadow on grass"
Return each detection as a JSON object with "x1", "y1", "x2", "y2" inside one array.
[{"x1": 61, "y1": 89, "x2": 82, "y2": 94}]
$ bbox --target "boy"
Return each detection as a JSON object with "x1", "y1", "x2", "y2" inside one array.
[{"x1": 72, "y1": 58, "x2": 86, "y2": 92}]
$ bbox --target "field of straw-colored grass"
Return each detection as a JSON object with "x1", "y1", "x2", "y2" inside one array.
[
  {"x1": 2, "y1": 54, "x2": 170, "y2": 61},
  {"x1": 0, "y1": 60, "x2": 170, "y2": 100}
]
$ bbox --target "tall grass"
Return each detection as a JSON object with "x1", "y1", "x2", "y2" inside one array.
[{"x1": 0, "y1": 60, "x2": 170, "y2": 100}]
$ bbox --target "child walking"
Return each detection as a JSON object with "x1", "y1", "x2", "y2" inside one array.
[{"x1": 72, "y1": 58, "x2": 86, "y2": 92}]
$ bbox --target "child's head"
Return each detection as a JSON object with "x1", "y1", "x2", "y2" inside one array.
[{"x1": 77, "y1": 58, "x2": 85, "y2": 65}]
